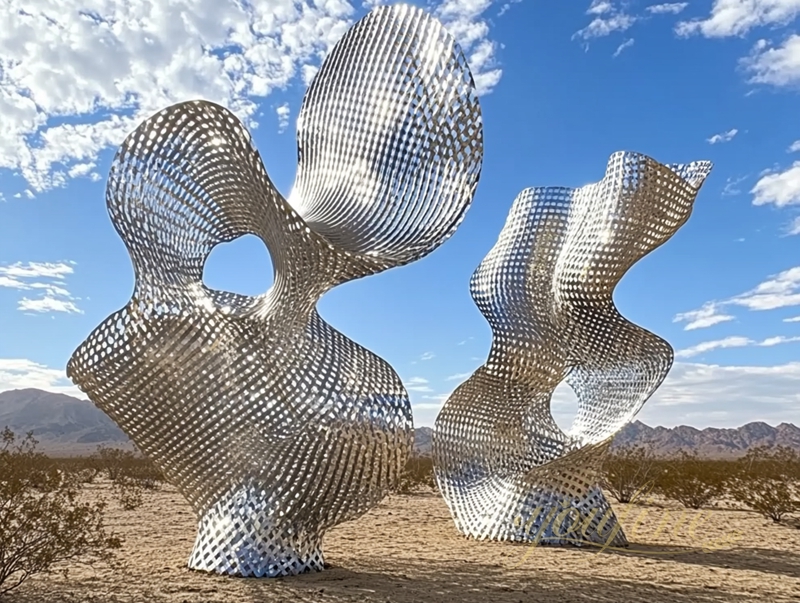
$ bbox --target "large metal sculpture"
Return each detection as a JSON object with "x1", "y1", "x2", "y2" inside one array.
[
  {"x1": 67, "y1": 4, "x2": 482, "y2": 577},
  {"x1": 433, "y1": 152, "x2": 711, "y2": 547}
]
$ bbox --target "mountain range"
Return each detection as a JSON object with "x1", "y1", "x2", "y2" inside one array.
[{"x1": 1, "y1": 388, "x2": 798, "y2": 458}]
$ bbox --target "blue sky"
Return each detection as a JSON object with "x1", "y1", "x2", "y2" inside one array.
[{"x1": 1, "y1": 0, "x2": 800, "y2": 429}]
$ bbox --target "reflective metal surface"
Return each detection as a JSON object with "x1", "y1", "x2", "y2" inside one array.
[
  {"x1": 67, "y1": 4, "x2": 482, "y2": 577},
  {"x1": 433, "y1": 152, "x2": 711, "y2": 547}
]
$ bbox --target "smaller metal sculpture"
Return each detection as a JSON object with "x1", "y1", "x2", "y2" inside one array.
[
  {"x1": 433, "y1": 151, "x2": 712, "y2": 547},
  {"x1": 67, "y1": 4, "x2": 482, "y2": 577}
]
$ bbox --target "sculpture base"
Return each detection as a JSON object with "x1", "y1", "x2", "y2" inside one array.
[
  {"x1": 448, "y1": 484, "x2": 629, "y2": 549},
  {"x1": 187, "y1": 489, "x2": 325, "y2": 577}
]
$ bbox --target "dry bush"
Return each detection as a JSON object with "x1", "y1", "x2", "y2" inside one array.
[
  {"x1": 91, "y1": 446, "x2": 165, "y2": 510},
  {"x1": 0, "y1": 428, "x2": 121, "y2": 597},
  {"x1": 394, "y1": 455, "x2": 436, "y2": 494},
  {"x1": 112, "y1": 475, "x2": 144, "y2": 510},
  {"x1": 729, "y1": 446, "x2": 800, "y2": 523},
  {"x1": 602, "y1": 445, "x2": 658, "y2": 503},
  {"x1": 93, "y1": 445, "x2": 139, "y2": 482},
  {"x1": 653, "y1": 450, "x2": 727, "y2": 509}
]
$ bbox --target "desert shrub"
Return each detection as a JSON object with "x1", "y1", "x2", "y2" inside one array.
[
  {"x1": 92, "y1": 445, "x2": 165, "y2": 500},
  {"x1": 112, "y1": 475, "x2": 145, "y2": 510},
  {"x1": 602, "y1": 445, "x2": 658, "y2": 503},
  {"x1": 394, "y1": 455, "x2": 436, "y2": 494},
  {"x1": 729, "y1": 446, "x2": 800, "y2": 523},
  {"x1": 653, "y1": 450, "x2": 727, "y2": 509},
  {"x1": 0, "y1": 428, "x2": 121, "y2": 597},
  {"x1": 93, "y1": 445, "x2": 139, "y2": 482}
]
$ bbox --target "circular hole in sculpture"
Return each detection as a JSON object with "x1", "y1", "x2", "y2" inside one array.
[{"x1": 202, "y1": 234, "x2": 274, "y2": 297}]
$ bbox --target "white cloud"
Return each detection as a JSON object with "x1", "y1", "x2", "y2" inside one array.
[
  {"x1": 675, "y1": 266, "x2": 800, "y2": 329},
  {"x1": 588, "y1": 0, "x2": 615, "y2": 14},
  {"x1": 0, "y1": 358, "x2": 85, "y2": 398},
  {"x1": 785, "y1": 215, "x2": 800, "y2": 235},
  {"x1": 405, "y1": 376, "x2": 433, "y2": 393},
  {"x1": 0, "y1": 0, "x2": 360, "y2": 193},
  {"x1": 751, "y1": 161, "x2": 800, "y2": 207},
  {"x1": 675, "y1": 334, "x2": 800, "y2": 358},
  {"x1": 676, "y1": 0, "x2": 800, "y2": 37},
  {"x1": 0, "y1": 0, "x2": 507, "y2": 195},
  {"x1": 276, "y1": 102, "x2": 291, "y2": 134},
  {"x1": 742, "y1": 35, "x2": 800, "y2": 88},
  {"x1": 707, "y1": 128, "x2": 738, "y2": 144},
  {"x1": 784, "y1": 315, "x2": 800, "y2": 321},
  {"x1": 673, "y1": 302, "x2": 735, "y2": 330},
  {"x1": 675, "y1": 336, "x2": 753, "y2": 358},
  {"x1": 729, "y1": 266, "x2": 800, "y2": 310},
  {"x1": 788, "y1": 140, "x2": 800, "y2": 152},
  {"x1": 646, "y1": 3, "x2": 689, "y2": 14},
  {"x1": 435, "y1": 0, "x2": 504, "y2": 94},
  {"x1": 572, "y1": 7, "x2": 636, "y2": 42},
  {"x1": 497, "y1": 0, "x2": 522, "y2": 17},
  {"x1": 0, "y1": 261, "x2": 82, "y2": 314},
  {"x1": 416, "y1": 361, "x2": 800, "y2": 428},
  {"x1": 613, "y1": 38, "x2": 635, "y2": 57},
  {"x1": 420, "y1": 351, "x2": 436, "y2": 361}
]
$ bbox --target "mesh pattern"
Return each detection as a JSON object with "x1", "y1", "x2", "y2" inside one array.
[
  {"x1": 433, "y1": 152, "x2": 711, "y2": 547},
  {"x1": 67, "y1": 4, "x2": 482, "y2": 578}
]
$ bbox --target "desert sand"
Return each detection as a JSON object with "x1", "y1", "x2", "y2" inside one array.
[{"x1": 7, "y1": 481, "x2": 800, "y2": 603}]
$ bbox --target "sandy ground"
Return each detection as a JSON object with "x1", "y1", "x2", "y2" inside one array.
[{"x1": 7, "y1": 481, "x2": 800, "y2": 603}]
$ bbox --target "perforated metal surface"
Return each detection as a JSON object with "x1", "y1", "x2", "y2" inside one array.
[
  {"x1": 67, "y1": 4, "x2": 482, "y2": 578},
  {"x1": 433, "y1": 152, "x2": 711, "y2": 547}
]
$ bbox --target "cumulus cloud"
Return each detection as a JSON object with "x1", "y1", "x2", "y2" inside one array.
[
  {"x1": 707, "y1": 128, "x2": 738, "y2": 144},
  {"x1": 613, "y1": 38, "x2": 635, "y2": 57},
  {"x1": 435, "y1": 0, "x2": 504, "y2": 94},
  {"x1": 0, "y1": 0, "x2": 505, "y2": 195},
  {"x1": 419, "y1": 352, "x2": 436, "y2": 361},
  {"x1": 573, "y1": 1, "x2": 636, "y2": 42},
  {"x1": 752, "y1": 161, "x2": 800, "y2": 207},
  {"x1": 0, "y1": 261, "x2": 81, "y2": 314},
  {"x1": 742, "y1": 35, "x2": 800, "y2": 88},
  {"x1": 789, "y1": 140, "x2": 800, "y2": 152},
  {"x1": 0, "y1": 358, "x2": 85, "y2": 398},
  {"x1": 673, "y1": 302, "x2": 735, "y2": 330},
  {"x1": 647, "y1": 3, "x2": 689, "y2": 14},
  {"x1": 676, "y1": 0, "x2": 800, "y2": 37}
]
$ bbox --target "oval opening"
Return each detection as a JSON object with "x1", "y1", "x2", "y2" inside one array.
[{"x1": 203, "y1": 234, "x2": 274, "y2": 296}]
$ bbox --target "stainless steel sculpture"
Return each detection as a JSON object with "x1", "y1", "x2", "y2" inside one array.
[
  {"x1": 433, "y1": 151, "x2": 711, "y2": 547},
  {"x1": 67, "y1": 4, "x2": 482, "y2": 577}
]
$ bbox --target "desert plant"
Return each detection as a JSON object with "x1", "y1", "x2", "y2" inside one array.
[
  {"x1": 601, "y1": 445, "x2": 658, "y2": 503},
  {"x1": 653, "y1": 450, "x2": 726, "y2": 509},
  {"x1": 112, "y1": 475, "x2": 145, "y2": 510},
  {"x1": 92, "y1": 445, "x2": 139, "y2": 481},
  {"x1": 0, "y1": 427, "x2": 121, "y2": 597},
  {"x1": 394, "y1": 455, "x2": 437, "y2": 494},
  {"x1": 729, "y1": 446, "x2": 800, "y2": 523}
]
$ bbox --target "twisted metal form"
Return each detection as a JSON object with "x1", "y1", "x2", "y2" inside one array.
[
  {"x1": 67, "y1": 4, "x2": 482, "y2": 578},
  {"x1": 433, "y1": 152, "x2": 711, "y2": 547}
]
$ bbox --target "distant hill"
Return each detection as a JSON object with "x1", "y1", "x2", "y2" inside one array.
[
  {"x1": 0, "y1": 388, "x2": 132, "y2": 456},
  {"x1": 610, "y1": 420, "x2": 800, "y2": 458},
  {"x1": 1, "y1": 389, "x2": 797, "y2": 458}
]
